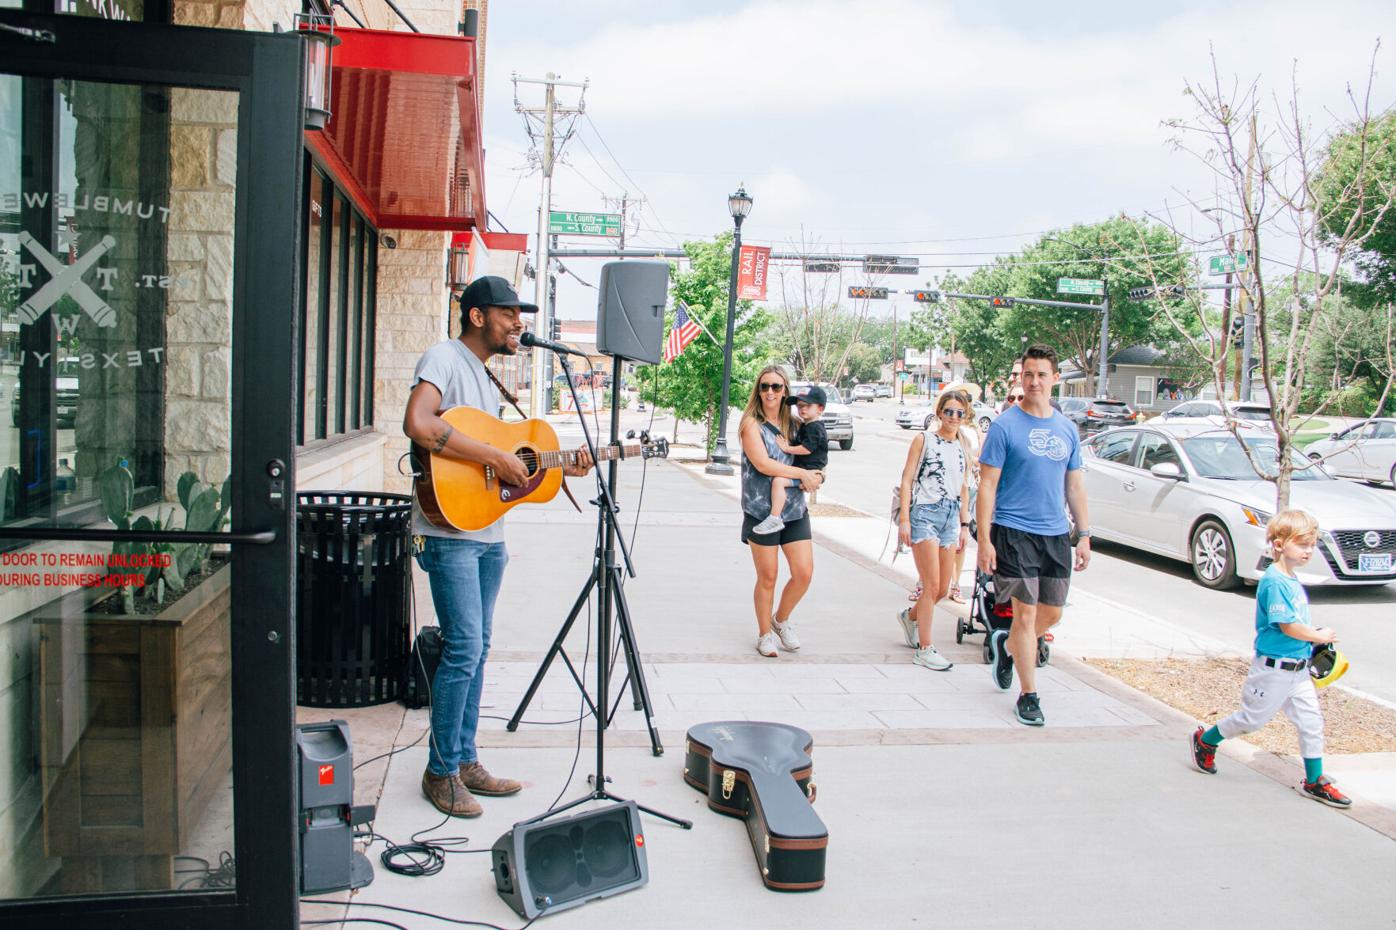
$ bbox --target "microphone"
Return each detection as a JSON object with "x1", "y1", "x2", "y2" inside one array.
[{"x1": 520, "y1": 330, "x2": 588, "y2": 356}]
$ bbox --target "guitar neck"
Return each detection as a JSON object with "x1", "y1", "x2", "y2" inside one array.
[{"x1": 537, "y1": 443, "x2": 644, "y2": 471}]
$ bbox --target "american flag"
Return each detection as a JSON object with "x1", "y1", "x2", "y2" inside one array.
[{"x1": 663, "y1": 303, "x2": 703, "y2": 363}]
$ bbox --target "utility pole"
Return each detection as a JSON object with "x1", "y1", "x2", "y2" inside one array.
[
  {"x1": 513, "y1": 72, "x2": 587, "y2": 418},
  {"x1": 892, "y1": 302, "x2": 900, "y2": 404}
]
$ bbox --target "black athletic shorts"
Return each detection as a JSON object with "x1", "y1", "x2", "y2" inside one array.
[
  {"x1": 741, "y1": 513, "x2": 813, "y2": 547},
  {"x1": 990, "y1": 523, "x2": 1072, "y2": 607}
]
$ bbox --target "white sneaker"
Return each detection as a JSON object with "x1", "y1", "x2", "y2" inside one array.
[
  {"x1": 772, "y1": 619, "x2": 801, "y2": 652},
  {"x1": 751, "y1": 514, "x2": 785, "y2": 535},
  {"x1": 913, "y1": 645, "x2": 953, "y2": 671},
  {"x1": 756, "y1": 632, "x2": 779, "y2": 657},
  {"x1": 897, "y1": 608, "x2": 919, "y2": 649}
]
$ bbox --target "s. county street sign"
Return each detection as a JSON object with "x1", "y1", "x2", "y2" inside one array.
[
  {"x1": 1056, "y1": 277, "x2": 1105, "y2": 297},
  {"x1": 548, "y1": 211, "x2": 621, "y2": 237}
]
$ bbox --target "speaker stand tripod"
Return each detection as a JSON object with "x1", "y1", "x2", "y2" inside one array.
[{"x1": 509, "y1": 351, "x2": 690, "y2": 830}]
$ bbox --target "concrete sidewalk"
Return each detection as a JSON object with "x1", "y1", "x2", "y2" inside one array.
[{"x1": 303, "y1": 454, "x2": 1396, "y2": 930}]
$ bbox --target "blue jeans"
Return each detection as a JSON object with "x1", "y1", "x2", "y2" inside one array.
[
  {"x1": 416, "y1": 536, "x2": 509, "y2": 775},
  {"x1": 909, "y1": 497, "x2": 960, "y2": 547}
]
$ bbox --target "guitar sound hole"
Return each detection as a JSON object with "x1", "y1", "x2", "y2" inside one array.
[{"x1": 515, "y1": 449, "x2": 539, "y2": 476}]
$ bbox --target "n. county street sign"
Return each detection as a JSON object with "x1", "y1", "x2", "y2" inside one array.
[
  {"x1": 1056, "y1": 277, "x2": 1105, "y2": 297},
  {"x1": 548, "y1": 211, "x2": 621, "y2": 237},
  {"x1": 1208, "y1": 253, "x2": 1249, "y2": 275}
]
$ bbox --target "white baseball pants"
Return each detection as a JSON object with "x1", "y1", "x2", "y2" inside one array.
[{"x1": 1216, "y1": 657, "x2": 1324, "y2": 758}]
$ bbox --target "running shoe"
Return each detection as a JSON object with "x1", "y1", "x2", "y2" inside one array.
[
  {"x1": 751, "y1": 514, "x2": 785, "y2": 535},
  {"x1": 771, "y1": 618, "x2": 801, "y2": 652},
  {"x1": 897, "y1": 608, "x2": 918, "y2": 649},
  {"x1": 1300, "y1": 775, "x2": 1352, "y2": 808},
  {"x1": 990, "y1": 631, "x2": 1014, "y2": 691},
  {"x1": 756, "y1": 632, "x2": 779, "y2": 658},
  {"x1": 1014, "y1": 692, "x2": 1044, "y2": 726},
  {"x1": 1190, "y1": 727, "x2": 1217, "y2": 774},
  {"x1": 912, "y1": 645, "x2": 953, "y2": 671}
]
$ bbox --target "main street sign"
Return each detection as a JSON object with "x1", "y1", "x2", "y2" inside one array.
[
  {"x1": 548, "y1": 211, "x2": 621, "y2": 237},
  {"x1": 1056, "y1": 277, "x2": 1105, "y2": 297},
  {"x1": 1208, "y1": 252, "x2": 1249, "y2": 275},
  {"x1": 863, "y1": 255, "x2": 919, "y2": 275},
  {"x1": 804, "y1": 261, "x2": 841, "y2": 273}
]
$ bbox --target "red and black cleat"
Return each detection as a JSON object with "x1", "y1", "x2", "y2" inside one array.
[
  {"x1": 1190, "y1": 727, "x2": 1217, "y2": 775},
  {"x1": 1300, "y1": 775, "x2": 1352, "y2": 809}
]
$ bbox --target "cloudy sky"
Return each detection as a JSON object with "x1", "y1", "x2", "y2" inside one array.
[{"x1": 479, "y1": 1, "x2": 1393, "y2": 319}]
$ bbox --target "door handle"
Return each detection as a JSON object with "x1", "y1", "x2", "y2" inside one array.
[
  {"x1": 0, "y1": 527, "x2": 279, "y2": 544},
  {"x1": 1123, "y1": 481, "x2": 1136, "y2": 492}
]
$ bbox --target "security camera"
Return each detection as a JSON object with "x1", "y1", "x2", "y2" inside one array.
[{"x1": 379, "y1": 233, "x2": 398, "y2": 249}]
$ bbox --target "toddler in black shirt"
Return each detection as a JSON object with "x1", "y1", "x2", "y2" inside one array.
[{"x1": 750, "y1": 386, "x2": 829, "y2": 534}]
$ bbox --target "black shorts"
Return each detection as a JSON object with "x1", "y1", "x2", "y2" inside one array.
[
  {"x1": 741, "y1": 513, "x2": 813, "y2": 547},
  {"x1": 990, "y1": 523, "x2": 1072, "y2": 607}
]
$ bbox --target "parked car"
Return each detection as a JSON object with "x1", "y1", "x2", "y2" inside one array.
[
  {"x1": 874, "y1": 383, "x2": 893, "y2": 398},
  {"x1": 1066, "y1": 398, "x2": 1136, "y2": 435},
  {"x1": 1304, "y1": 418, "x2": 1396, "y2": 488},
  {"x1": 850, "y1": 384, "x2": 877, "y2": 402},
  {"x1": 790, "y1": 381, "x2": 854, "y2": 450},
  {"x1": 1081, "y1": 421, "x2": 1396, "y2": 589},
  {"x1": 895, "y1": 400, "x2": 996, "y2": 433},
  {"x1": 1155, "y1": 399, "x2": 1273, "y2": 424}
]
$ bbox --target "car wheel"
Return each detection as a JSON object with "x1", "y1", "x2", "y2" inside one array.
[
  {"x1": 1190, "y1": 519, "x2": 1240, "y2": 590},
  {"x1": 1390, "y1": 462, "x2": 1396, "y2": 489},
  {"x1": 839, "y1": 438, "x2": 853, "y2": 451},
  {"x1": 923, "y1": 416, "x2": 934, "y2": 430},
  {"x1": 898, "y1": 424, "x2": 909, "y2": 430},
  {"x1": 979, "y1": 416, "x2": 992, "y2": 432},
  {"x1": 1307, "y1": 452, "x2": 1321, "y2": 461}
]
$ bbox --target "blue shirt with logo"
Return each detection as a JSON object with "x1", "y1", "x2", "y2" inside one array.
[
  {"x1": 1254, "y1": 564, "x2": 1312, "y2": 660},
  {"x1": 979, "y1": 405, "x2": 1081, "y2": 536}
]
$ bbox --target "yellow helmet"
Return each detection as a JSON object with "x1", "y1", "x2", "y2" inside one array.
[{"x1": 1310, "y1": 645, "x2": 1350, "y2": 689}]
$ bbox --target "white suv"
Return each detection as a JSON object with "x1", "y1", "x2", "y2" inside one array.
[{"x1": 790, "y1": 382, "x2": 854, "y2": 450}]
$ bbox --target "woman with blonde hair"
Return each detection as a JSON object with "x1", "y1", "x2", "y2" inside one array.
[
  {"x1": 738, "y1": 365, "x2": 824, "y2": 657},
  {"x1": 895, "y1": 389, "x2": 972, "y2": 670}
]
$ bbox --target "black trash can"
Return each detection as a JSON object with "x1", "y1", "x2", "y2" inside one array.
[{"x1": 296, "y1": 491, "x2": 413, "y2": 707}]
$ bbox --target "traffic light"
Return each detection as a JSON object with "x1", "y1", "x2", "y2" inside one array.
[
  {"x1": 848, "y1": 286, "x2": 889, "y2": 299},
  {"x1": 912, "y1": 290, "x2": 942, "y2": 303},
  {"x1": 1128, "y1": 286, "x2": 1154, "y2": 301},
  {"x1": 1229, "y1": 315, "x2": 1244, "y2": 349},
  {"x1": 989, "y1": 296, "x2": 1015, "y2": 308},
  {"x1": 550, "y1": 315, "x2": 562, "y2": 341}
]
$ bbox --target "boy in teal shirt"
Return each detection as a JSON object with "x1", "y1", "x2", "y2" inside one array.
[{"x1": 1189, "y1": 509, "x2": 1352, "y2": 808}]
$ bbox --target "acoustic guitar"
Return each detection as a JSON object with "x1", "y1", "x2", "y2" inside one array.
[{"x1": 414, "y1": 406, "x2": 669, "y2": 532}]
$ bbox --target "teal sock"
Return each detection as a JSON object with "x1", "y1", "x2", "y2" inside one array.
[
  {"x1": 1201, "y1": 726, "x2": 1223, "y2": 747},
  {"x1": 1304, "y1": 757, "x2": 1323, "y2": 784}
]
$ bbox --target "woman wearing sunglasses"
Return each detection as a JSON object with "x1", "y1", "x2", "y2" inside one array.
[
  {"x1": 894, "y1": 389, "x2": 973, "y2": 671},
  {"x1": 738, "y1": 365, "x2": 824, "y2": 658}
]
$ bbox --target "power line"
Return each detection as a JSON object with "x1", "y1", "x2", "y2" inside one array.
[{"x1": 581, "y1": 114, "x2": 675, "y2": 237}]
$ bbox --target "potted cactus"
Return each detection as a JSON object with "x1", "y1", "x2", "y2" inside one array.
[{"x1": 100, "y1": 459, "x2": 232, "y2": 614}]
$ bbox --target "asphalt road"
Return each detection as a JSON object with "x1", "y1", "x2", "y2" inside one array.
[{"x1": 819, "y1": 397, "x2": 1396, "y2": 704}]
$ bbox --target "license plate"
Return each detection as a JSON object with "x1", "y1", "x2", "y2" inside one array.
[{"x1": 1359, "y1": 553, "x2": 1392, "y2": 572}]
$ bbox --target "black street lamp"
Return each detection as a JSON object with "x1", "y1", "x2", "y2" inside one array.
[{"x1": 705, "y1": 186, "x2": 753, "y2": 476}]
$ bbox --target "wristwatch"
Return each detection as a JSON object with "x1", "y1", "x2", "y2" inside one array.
[
  {"x1": 1077, "y1": 528, "x2": 1093, "y2": 539},
  {"x1": 960, "y1": 521, "x2": 971, "y2": 527}
]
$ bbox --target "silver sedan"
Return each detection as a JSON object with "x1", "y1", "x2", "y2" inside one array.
[
  {"x1": 1081, "y1": 421, "x2": 1396, "y2": 589},
  {"x1": 1304, "y1": 418, "x2": 1396, "y2": 488}
]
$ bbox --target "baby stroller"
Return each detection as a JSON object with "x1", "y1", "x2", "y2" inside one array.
[{"x1": 956, "y1": 571, "x2": 1050, "y2": 669}]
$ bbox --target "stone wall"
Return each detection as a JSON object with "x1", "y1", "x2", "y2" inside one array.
[
  {"x1": 163, "y1": 88, "x2": 238, "y2": 494},
  {"x1": 373, "y1": 229, "x2": 451, "y2": 493}
]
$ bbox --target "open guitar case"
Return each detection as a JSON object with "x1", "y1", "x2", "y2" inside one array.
[{"x1": 683, "y1": 721, "x2": 827, "y2": 891}]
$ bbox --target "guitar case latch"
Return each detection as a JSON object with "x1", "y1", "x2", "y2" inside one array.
[{"x1": 721, "y1": 769, "x2": 736, "y2": 800}]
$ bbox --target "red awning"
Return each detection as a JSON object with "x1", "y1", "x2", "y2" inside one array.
[{"x1": 305, "y1": 27, "x2": 486, "y2": 231}]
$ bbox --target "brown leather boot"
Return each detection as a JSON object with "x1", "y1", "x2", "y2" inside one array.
[
  {"x1": 421, "y1": 770, "x2": 482, "y2": 817},
  {"x1": 459, "y1": 761, "x2": 522, "y2": 797}
]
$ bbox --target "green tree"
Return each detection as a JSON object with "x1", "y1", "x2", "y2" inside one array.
[
  {"x1": 1006, "y1": 218, "x2": 1193, "y2": 395},
  {"x1": 648, "y1": 234, "x2": 774, "y2": 451},
  {"x1": 1315, "y1": 112, "x2": 1396, "y2": 302},
  {"x1": 843, "y1": 342, "x2": 883, "y2": 384},
  {"x1": 946, "y1": 266, "x2": 1022, "y2": 395}
]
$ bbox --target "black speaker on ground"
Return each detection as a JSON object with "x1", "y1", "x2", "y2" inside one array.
[
  {"x1": 595, "y1": 260, "x2": 669, "y2": 364},
  {"x1": 491, "y1": 801, "x2": 648, "y2": 919}
]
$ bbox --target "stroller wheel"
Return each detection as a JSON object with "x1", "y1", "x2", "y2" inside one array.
[
  {"x1": 1036, "y1": 637, "x2": 1050, "y2": 667},
  {"x1": 955, "y1": 618, "x2": 966, "y2": 644}
]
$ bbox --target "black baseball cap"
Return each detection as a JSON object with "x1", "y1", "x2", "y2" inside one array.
[
  {"x1": 787, "y1": 385, "x2": 827, "y2": 406},
  {"x1": 459, "y1": 275, "x2": 538, "y2": 314}
]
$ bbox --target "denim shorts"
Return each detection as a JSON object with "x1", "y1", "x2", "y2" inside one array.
[{"x1": 910, "y1": 497, "x2": 960, "y2": 547}]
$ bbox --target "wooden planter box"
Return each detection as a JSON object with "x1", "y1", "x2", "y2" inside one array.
[{"x1": 33, "y1": 564, "x2": 233, "y2": 894}]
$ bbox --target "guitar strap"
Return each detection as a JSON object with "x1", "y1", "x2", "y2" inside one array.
[{"x1": 484, "y1": 365, "x2": 583, "y2": 515}]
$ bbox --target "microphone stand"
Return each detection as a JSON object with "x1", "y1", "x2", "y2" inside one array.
[{"x1": 510, "y1": 347, "x2": 689, "y2": 829}]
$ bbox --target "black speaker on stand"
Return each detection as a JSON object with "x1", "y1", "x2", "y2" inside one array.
[{"x1": 595, "y1": 260, "x2": 669, "y2": 364}]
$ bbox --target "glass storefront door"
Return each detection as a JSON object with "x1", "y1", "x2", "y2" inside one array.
[{"x1": 1, "y1": 12, "x2": 303, "y2": 930}]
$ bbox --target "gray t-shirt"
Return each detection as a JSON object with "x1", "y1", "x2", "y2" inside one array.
[{"x1": 410, "y1": 339, "x2": 505, "y2": 543}]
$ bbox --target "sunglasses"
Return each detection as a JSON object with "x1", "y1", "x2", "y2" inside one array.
[
  {"x1": 1007, "y1": 395, "x2": 1025, "y2": 402},
  {"x1": 940, "y1": 409, "x2": 966, "y2": 419},
  {"x1": 758, "y1": 382, "x2": 785, "y2": 393}
]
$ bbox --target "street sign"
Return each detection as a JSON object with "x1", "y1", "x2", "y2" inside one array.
[
  {"x1": 912, "y1": 290, "x2": 941, "y2": 303},
  {"x1": 848, "y1": 286, "x2": 889, "y2": 300},
  {"x1": 862, "y1": 255, "x2": 919, "y2": 275},
  {"x1": 1208, "y1": 252, "x2": 1249, "y2": 275},
  {"x1": 804, "y1": 261, "x2": 840, "y2": 273},
  {"x1": 1056, "y1": 277, "x2": 1105, "y2": 297},
  {"x1": 548, "y1": 210, "x2": 621, "y2": 237}
]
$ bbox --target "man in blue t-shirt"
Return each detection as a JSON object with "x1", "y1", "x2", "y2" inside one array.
[{"x1": 976, "y1": 343, "x2": 1091, "y2": 726}]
